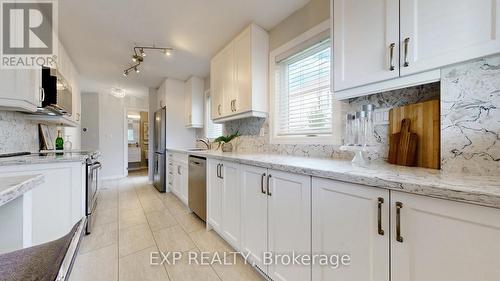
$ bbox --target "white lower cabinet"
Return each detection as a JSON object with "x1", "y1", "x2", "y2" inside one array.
[
  {"x1": 240, "y1": 164, "x2": 311, "y2": 281},
  {"x1": 207, "y1": 159, "x2": 242, "y2": 250},
  {"x1": 312, "y1": 177, "x2": 389, "y2": 281},
  {"x1": 170, "y1": 153, "x2": 188, "y2": 206},
  {"x1": 391, "y1": 191, "x2": 500, "y2": 281},
  {"x1": 220, "y1": 161, "x2": 241, "y2": 248}
]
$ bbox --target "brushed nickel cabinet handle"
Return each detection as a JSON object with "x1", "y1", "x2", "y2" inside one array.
[
  {"x1": 261, "y1": 173, "x2": 266, "y2": 194},
  {"x1": 216, "y1": 164, "x2": 220, "y2": 178},
  {"x1": 218, "y1": 104, "x2": 222, "y2": 116},
  {"x1": 377, "y1": 197, "x2": 385, "y2": 235},
  {"x1": 396, "y1": 202, "x2": 404, "y2": 242},
  {"x1": 220, "y1": 164, "x2": 224, "y2": 179},
  {"x1": 266, "y1": 174, "x2": 272, "y2": 196},
  {"x1": 403, "y1": 38, "x2": 410, "y2": 67},
  {"x1": 40, "y1": 87, "x2": 45, "y2": 102},
  {"x1": 389, "y1": 43, "x2": 395, "y2": 71}
]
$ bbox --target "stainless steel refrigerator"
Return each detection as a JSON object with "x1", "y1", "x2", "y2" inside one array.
[{"x1": 153, "y1": 107, "x2": 166, "y2": 192}]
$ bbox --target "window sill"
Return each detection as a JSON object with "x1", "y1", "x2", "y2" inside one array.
[{"x1": 270, "y1": 135, "x2": 342, "y2": 145}]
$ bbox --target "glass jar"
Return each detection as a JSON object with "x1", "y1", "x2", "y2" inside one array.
[
  {"x1": 356, "y1": 111, "x2": 367, "y2": 146},
  {"x1": 362, "y1": 104, "x2": 375, "y2": 146},
  {"x1": 345, "y1": 113, "x2": 355, "y2": 146},
  {"x1": 64, "y1": 135, "x2": 73, "y2": 151}
]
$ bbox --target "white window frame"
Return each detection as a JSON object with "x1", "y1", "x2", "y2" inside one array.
[{"x1": 269, "y1": 20, "x2": 342, "y2": 145}]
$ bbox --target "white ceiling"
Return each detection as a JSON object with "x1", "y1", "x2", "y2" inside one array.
[{"x1": 59, "y1": 0, "x2": 310, "y2": 96}]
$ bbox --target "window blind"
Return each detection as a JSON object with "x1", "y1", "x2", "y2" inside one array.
[
  {"x1": 275, "y1": 39, "x2": 332, "y2": 137},
  {"x1": 206, "y1": 95, "x2": 223, "y2": 139}
]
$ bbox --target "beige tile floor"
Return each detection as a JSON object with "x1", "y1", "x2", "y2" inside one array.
[{"x1": 69, "y1": 171, "x2": 265, "y2": 281}]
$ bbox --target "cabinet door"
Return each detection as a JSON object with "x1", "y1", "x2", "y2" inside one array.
[
  {"x1": 267, "y1": 170, "x2": 311, "y2": 281},
  {"x1": 207, "y1": 159, "x2": 222, "y2": 231},
  {"x1": 184, "y1": 80, "x2": 192, "y2": 126},
  {"x1": 240, "y1": 164, "x2": 268, "y2": 272},
  {"x1": 312, "y1": 178, "x2": 389, "y2": 281},
  {"x1": 234, "y1": 27, "x2": 252, "y2": 114},
  {"x1": 210, "y1": 55, "x2": 224, "y2": 119},
  {"x1": 400, "y1": 0, "x2": 500, "y2": 76},
  {"x1": 221, "y1": 45, "x2": 236, "y2": 116},
  {"x1": 172, "y1": 162, "x2": 181, "y2": 197},
  {"x1": 333, "y1": 0, "x2": 399, "y2": 91},
  {"x1": 180, "y1": 163, "x2": 189, "y2": 204},
  {"x1": 391, "y1": 191, "x2": 500, "y2": 281},
  {"x1": 221, "y1": 161, "x2": 241, "y2": 249}
]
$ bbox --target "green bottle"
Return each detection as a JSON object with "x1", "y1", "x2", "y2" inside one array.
[{"x1": 55, "y1": 130, "x2": 64, "y2": 150}]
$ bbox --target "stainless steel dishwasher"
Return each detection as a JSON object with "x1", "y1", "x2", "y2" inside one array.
[{"x1": 188, "y1": 155, "x2": 206, "y2": 221}]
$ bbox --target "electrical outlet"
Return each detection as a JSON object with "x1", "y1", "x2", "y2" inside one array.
[{"x1": 373, "y1": 108, "x2": 390, "y2": 125}]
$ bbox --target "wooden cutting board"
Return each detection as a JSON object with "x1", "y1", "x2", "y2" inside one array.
[{"x1": 388, "y1": 100, "x2": 440, "y2": 169}]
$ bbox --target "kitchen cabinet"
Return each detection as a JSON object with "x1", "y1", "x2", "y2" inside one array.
[
  {"x1": 210, "y1": 23, "x2": 268, "y2": 123},
  {"x1": 312, "y1": 177, "x2": 389, "y2": 281},
  {"x1": 0, "y1": 161, "x2": 85, "y2": 247},
  {"x1": 207, "y1": 159, "x2": 242, "y2": 250},
  {"x1": 170, "y1": 152, "x2": 189, "y2": 205},
  {"x1": 332, "y1": 0, "x2": 500, "y2": 99},
  {"x1": 240, "y1": 165, "x2": 268, "y2": 272},
  {"x1": 220, "y1": 161, "x2": 241, "y2": 248},
  {"x1": 184, "y1": 76, "x2": 204, "y2": 128},
  {"x1": 391, "y1": 191, "x2": 500, "y2": 281},
  {"x1": 0, "y1": 69, "x2": 43, "y2": 112},
  {"x1": 207, "y1": 159, "x2": 223, "y2": 231},
  {"x1": 240, "y1": 164, "x2": 311, "y2": 281}
]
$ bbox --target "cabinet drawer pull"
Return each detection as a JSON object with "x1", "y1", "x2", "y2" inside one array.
[
  {"x1": 266, "y1": 174, "x2": 272, "y2": 196},
  {"x1": 261, "y1": 173, "x2": 266, "y2": 194},
  {"x1": 218, "y1": 104, "x2": 222, "y2": 116},
  {"x1": 377, "y1": 197, "x2": 385, "y2": 236},
  {"x1": 216, "y1": 164, "x2": 220, "y2": 178},
  {"x1": 396, "y1": 202, "x2": 404, "y2": 242},
  {"x1": 389, "y1": 43, "x2": 395, "y2": 71},
  {"x1": 220, "y1": 164, "x2": 224, "y2": 179},
  {"x1": 403, "y1": 38, "x2": 410, "y2": 67}
]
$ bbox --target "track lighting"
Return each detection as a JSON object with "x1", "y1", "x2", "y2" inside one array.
[{"x1": 122, "y1": 45, "x2": 174, "y2": 76}]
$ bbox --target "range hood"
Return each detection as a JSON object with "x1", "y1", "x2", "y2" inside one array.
[{"x1": 36, "y1": 67, "x2": 72, "y2": 116}]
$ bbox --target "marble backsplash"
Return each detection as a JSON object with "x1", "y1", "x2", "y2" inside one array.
[
  {"x1": 441, "y1": 55, "x2": 500, "y2": 175},
  {"x1": 223, "y1": 82, "x2": 440, "y2": 159},
  {"x1": 0, "y1": 111, "x2": 52, "y2": 153}
]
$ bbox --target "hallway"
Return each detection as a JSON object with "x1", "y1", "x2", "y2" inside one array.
[{"x1": 69, "y1": 172, "x2": 264, "y2": 281}]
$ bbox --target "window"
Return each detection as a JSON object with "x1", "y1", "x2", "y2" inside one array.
[
  {"x1": 270, "y1": 21, "x2": 341, "y2": 144},
  {"x1": 205, "y1": 94, "x2": 223, "y2": 139}
]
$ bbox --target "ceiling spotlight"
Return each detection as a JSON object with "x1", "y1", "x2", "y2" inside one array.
[
  {"x1": 123, "y1": 45, "x2": 173, "y2": 76},
  {"x1": 123, "y1": 70, "x2": 128, "y2": 77},
  {"x1": 134, "y1": 67, "x2": 140, "y2": 73},
  {"x1": 164, "y1": 48, "x2": 173, "y2": 56},
  {"x1": 140, "y1": 48, "x2": 146, "y2": 57}
]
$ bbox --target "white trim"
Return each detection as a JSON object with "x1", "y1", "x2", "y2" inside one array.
[
  {"x1": 124, "y1": 106, "x2": 148, "y2": 177},
  {"x1": 269, "y1": 19, "x2": 342, "y2": 145}
]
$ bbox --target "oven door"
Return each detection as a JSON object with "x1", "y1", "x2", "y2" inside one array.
[{"x1": 86, "y1": 161, "x2": 101, "y2": 234}]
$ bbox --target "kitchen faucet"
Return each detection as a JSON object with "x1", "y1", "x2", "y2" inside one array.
[{"x1": 196, "y1": 139, "x2": 210, "y2": 149}]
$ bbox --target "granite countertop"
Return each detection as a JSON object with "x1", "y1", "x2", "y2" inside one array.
[
  {"x1": 0, "y1": 152, "x2": 91, "y2": 166},
  {"x1": 0, "y1": 174, "x2": 44, "y2": 207},
  {"x1": 167, "y1": 148, "x2": 500, "y2": 209}
]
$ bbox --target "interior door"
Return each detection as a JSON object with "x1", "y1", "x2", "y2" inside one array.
[
  {"x1": 267, "y1": 170, "x2": 311, "y2": 281},
  {"x1": 221, "y1": 161, "x2": 241, "y2": 249},
  {"x1": 240, "y1": 164, "x2": 268, "y2": 273},
  {"x1": 312, "y1": 178, "x2": 389, "y2": 281},
  {"x1": 333, "y1": 0, "x2": 399, "y2": 91},
  {"x1": 400, "y1": 0, "x2": 500, "y2": 75},
  {"x1": 391, "y1": 191, "x2": 500, "y2": 281}
]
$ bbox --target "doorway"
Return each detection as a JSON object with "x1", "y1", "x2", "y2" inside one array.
[{"x1": 127, "y1": 110, "x2": 149, "y2": 172}]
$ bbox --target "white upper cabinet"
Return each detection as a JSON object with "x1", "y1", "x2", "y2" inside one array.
[
  {"x1": 333, "y1": 0, "x2": 399, "y2": 91},
  {"x1": 312, "y1": 177, "x2": 389, "y2": 281},
  {"x1": 391, "y1": 191, "x2": 500, "y2": 281},
  {"x1": 184, "y1": 76, "x2": 204, "y2": 128},
  {"x1": 0, "y1": 69, "x2": 43, "y2": 112},
  {"x1": 210, "y1": 23, "x2": 269, "y2": 123},
  {"x1": 332, "y1": 0, "x2": 500, "y2": 99},
  {"x1": 400, "y1": 0, "x2": 500, "y2": 76}
]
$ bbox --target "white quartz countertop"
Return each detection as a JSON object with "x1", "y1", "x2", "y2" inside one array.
[
  {"x1": 168, "y1": 148, "x2": 500, "y2": 209},
  {"x1": 0, "y1": 174, "x2": 44, "y2": 207},
  {"x1": 0, "y1": 152, "x2": 90, "y2": 166}
]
